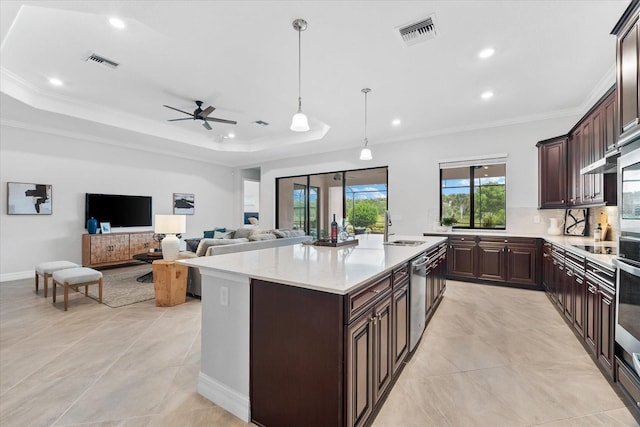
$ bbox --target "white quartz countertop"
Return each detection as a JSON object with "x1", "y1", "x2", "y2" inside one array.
[
  {"x1": 180, "y1": 235, "x2": 447, "y2": 295},
  {"x1": 425, "y1": 231, "x2": 616, "y2": 268}
]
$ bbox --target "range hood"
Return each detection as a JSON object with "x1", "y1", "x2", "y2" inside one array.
[{"x1": 580, "y1": 149, "x2": 619, "y2": 175}]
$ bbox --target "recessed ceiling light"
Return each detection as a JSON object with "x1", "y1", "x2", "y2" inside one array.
[
  {"x1": 48, "y1": 78, "x2": 63, "y2": 86},
  {"x1": 109, "y1": 17, "x2": 125, "y2": 29},
  {"x1": 228, "y1": 133, "x2": 235, "y2": 139},
  {"x1": 481, "y1": 91, "x2": 494, "y2": 100},
  {"x1": 478, "y1": 48, "x2": 495, "y2": 59},
  {"x1": 391, "y1": 119, "x2": 401, "y2": 126}
]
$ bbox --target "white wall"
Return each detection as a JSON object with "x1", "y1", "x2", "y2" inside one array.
[
  {"x1": 0, "y1": 124, "x2": 235, "y2": 280},
  {"x1": 258, "y1": 116, "x2": 577, "y2": 235}
]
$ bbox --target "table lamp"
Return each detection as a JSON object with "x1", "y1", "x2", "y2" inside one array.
[{"x1": 154, "y1": 214, "x2": 186, "y2": 261}]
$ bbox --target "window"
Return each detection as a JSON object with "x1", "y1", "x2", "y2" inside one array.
[
  {"x1": 276, "y1": 167, "x2": 387, "y2": 237},
  {"x1": 440, "y1": 161, "x2": 506, "y2": 229}
]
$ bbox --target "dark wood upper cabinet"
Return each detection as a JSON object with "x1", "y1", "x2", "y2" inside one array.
[
  {"x1": 614, "y1": 2, "x2": 640, "y2": 145},
  {"x1": 537, "y1": 136, "x2": 568, "y2": 208}
]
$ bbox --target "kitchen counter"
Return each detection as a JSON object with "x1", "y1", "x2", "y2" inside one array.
[
  {"x1": 181, "y1": 234, "x2": 446, "y2": 294},
  {"x1": 179, "y1": 234, "x2": 446, "y2": 423},
  {"x1": 425, "y1": 231, "x2": 616, "y2": 268}
]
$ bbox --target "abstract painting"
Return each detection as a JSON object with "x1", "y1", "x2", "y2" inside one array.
[
  {"x1": 173, "y1": 193, "x2": 194, "y2": 215},
  {"x1": 564, "y1": 208, "x2": 588, "y2": 236},
  {"x1": 7, "y1": 182, "x2": 52, "y2": 215}
]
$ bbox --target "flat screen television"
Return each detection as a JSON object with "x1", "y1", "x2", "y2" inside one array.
[{"x1": 85, "y1": 193, "x2": 152, "y2": 228}]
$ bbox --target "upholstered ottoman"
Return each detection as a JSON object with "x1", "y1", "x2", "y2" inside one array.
[
  {"x1": 35, "y1": 261, "x2": 79, "y2": 297},
  {"x1": 52, "y1": 267, "x2": 103, "y2": 311}
]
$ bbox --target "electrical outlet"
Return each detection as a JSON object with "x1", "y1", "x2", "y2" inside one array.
[
  {"x1": 220, "y1": 286, "x2": 229, "y2": 307},
  {"x1": 533, "y1": 215, "x2": 540, "y2": 224}
]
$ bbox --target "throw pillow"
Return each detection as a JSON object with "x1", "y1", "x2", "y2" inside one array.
[
  {"x1": 214, "y1": 229, "x2": 235, "y2": 239},
  {"x1": 233, "y1": 228, "x2": 255, "y2": 239},
  {"x1": 203, "y1": 227, "x2": 226, "y2": 238},
  {"x1": 249, "y1": 233, "x2": 277, "y2": 241},
  {"x1": 273, "y1": 229, "x2": 287, "y2": 238},
  {"x1": 184, "y1": 238, "x2": 202, "y2": 252}
]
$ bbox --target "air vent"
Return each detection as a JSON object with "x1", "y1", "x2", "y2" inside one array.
[
  {"x1": 253, "y1": 120, "x2": 269, "y2": 127},
  {"x1": 396, "y1": 14, "x2": 438, "y2": 47},
  {"x1": 85, "y1": 53, "x2": 119, "y2": 69}
]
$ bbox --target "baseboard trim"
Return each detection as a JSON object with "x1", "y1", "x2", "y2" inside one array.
[
  {"x1": 198, "y1": 371, "x2": 250, "y2": 422},
  {"x1": 1, "y1": 270, "x2": 33, "y2": 282}
]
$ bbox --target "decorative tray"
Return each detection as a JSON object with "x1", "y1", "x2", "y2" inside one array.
[{"x1": 313, "y1": 239, "x2": 359, "y2": 248}]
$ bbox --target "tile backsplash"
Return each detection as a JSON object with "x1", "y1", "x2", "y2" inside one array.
[{"x1": 426, "y1": 206, "x2": 619, "y2": 240}]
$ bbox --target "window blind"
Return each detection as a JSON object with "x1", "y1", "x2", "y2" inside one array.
[{"x1": 439, "y1": 153, "x2": 508, "y2": 169}]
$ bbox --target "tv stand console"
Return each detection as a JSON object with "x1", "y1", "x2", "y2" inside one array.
[{"x1": 82, "y1": 232, "x2": 156, "y2": 268}]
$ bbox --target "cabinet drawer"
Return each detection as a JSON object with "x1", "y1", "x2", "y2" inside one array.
[
  {"x1": 347, "y1": 275, "x2": 392, "y2": 323},
  {"x1": 393, "y1": 264, "x2": 409, "y2": 286},
  {"x1": 616, "y1": 357, "x2": 640, "y2": 408},
  {"x1": 449, "y1": 235, "x2": 475, "y2": 244}
]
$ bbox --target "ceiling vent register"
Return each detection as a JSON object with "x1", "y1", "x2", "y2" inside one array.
[
  {"x1": 396, "y1": 14, "x2": 438, "y2": 47},
  {"x1": 85, "y1": 53, "x2": 119, "y2": 69}
]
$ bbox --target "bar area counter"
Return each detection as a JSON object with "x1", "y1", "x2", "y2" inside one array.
[{"x1": 180, "y1": 234, "x2": 447, "y2": 426}]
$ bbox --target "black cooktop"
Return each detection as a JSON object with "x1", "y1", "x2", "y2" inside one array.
[{"x1": 571, "y1": 245, "x2": 616, "y2": 255}]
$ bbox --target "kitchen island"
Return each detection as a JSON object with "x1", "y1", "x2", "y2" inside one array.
[{"x1": 180, "y1": 234, "x2": 447, "y2": 427}]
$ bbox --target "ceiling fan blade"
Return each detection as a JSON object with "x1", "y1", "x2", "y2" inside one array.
[
  {"x1": 202, "y1": 121, "x2": 212, "y2": 130},
  {"x1": 205, "y1": 117, "x2": 238, "y2": 125},
  {"x1": 198, "y1": 106, "x2": 215, "y2": 118},
  {"x1": 167, "y1": 118, "x2": 193, "y2": 121},
  {"x1": 163, "y1": 105, "x2": 193, "y2": 116}
]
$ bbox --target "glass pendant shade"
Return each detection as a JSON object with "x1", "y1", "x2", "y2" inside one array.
[
  {"x1": 290, "y1": 107, "x2": 309, "y2": 132},
  {"x1": 360, "y1": 146, "x2": 372, "y2": 161}
]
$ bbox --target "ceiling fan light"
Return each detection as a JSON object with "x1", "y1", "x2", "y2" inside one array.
[
  {"x1": 360, "y1": 147, "x2": 372, "y2": 161},
  {"x1": 290, "y1": 109, "x2": 310, "y2": 132}
]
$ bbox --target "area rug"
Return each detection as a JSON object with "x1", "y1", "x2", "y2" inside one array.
[{"x1": 86, "y1": 265, "x2": 155, "y2": 308}]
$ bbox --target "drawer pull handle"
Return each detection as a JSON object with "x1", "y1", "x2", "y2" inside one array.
[{"x1": 371, "y1": 289, "x2": 381, "y2": 294}]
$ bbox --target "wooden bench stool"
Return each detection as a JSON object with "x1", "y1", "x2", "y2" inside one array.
[
  {"x1": 35, "y1": 261, "x2": 79, "y2": 297},
  {"x1": 52, "y1": 267, "x2": 103, "y2": 311}
]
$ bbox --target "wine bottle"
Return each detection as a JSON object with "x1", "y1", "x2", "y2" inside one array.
[{"x1": 331, "y1": 214, "x2": 338, "y2": 243}]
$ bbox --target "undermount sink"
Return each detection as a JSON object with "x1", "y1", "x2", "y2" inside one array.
[{"x1": 383, "y1": 240, "x2": 425, "y2": 247}]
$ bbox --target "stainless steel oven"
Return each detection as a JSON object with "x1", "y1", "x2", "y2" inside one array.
[
  {"x1": 619, "y1": 147, "x2": 640, "y2": 234},
  {"x1": 614, "y1": 256, "x2": 640, "y2": 376}
]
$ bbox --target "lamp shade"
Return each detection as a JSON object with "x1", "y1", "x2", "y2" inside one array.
[
  {"x1": 154, "y1": 214, "x2": 186, "y2": 234},
  {"x1": 290, "y1": 110, "x2": 310, "y2": 132},
  {"x1": 360, "y1": 147, "x2": 372, "y2": 161}
]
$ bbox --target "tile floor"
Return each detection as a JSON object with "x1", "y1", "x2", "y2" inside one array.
[{"x1": 0, "y1": 271, "x2": 638, "y2": 426}]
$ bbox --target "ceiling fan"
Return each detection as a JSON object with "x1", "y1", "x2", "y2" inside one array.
[{"x1": 163, "y1": 100, "x2": 237, "y2": 130}]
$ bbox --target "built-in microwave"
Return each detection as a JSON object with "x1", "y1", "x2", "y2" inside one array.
[{"x1": 619, "y1": 147, "x2": 640, "y2": 234}]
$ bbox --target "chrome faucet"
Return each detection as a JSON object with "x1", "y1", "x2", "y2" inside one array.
[{"x1": 384, "y1": 210, "x2": 393, "y2": 243}]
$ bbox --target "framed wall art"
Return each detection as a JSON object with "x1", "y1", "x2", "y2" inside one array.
[
  {"x1": 100, "y1": 222, "x2": 111, "y2": 234},
  {"x1": 173, "y1": 193, "x2": 194, "y2": 215},
  {"x1": 7, "y1": 182, "x2": 52, "y2": 215},
  {"x1": 564, "y1": 208, "x2": 588, "y2": 236}
]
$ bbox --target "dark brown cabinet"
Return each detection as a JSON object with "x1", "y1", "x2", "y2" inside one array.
[
  {"x1": 538, "y1": 89, "x2": 617, "y2": 208},
  {"x1": 614, "y1": 2, "x2": 640, "y2": 145},
  {"x1": 542, "y1": 245, "x2": 617, "y2": 382},
  {"x1": 447, "y1": 237, "x2": 477, "y2": 279},
  {"x1": 537, "y1": 136, "x2": 568, "y2": 208},
  {"x1": 249, "y1": 249, "x2": 447, "y2": 427},
  {"x1": 447, "y1": 236, "x2": 539, "y2": 288}
]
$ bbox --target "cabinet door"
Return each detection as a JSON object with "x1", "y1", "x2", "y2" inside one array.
[
  {"x1": 567, "y1": 132, "x2": 581, "y2": 206},
  {"x1": 603, "y1": 92, "x2": 617, "y2": 152},
  {"x1": 392, "y1": 283, "x2": 409, "y2": 376},
  {"x1": 90, "y1": 234, "x2": 130, "y2": 264},
  {"x1": 597, "y1": 287, "x2": 615, "y2": 378},
  {"x1": 373, "y1": 296, "x2": 393, "y2": 404},
  {"x1": 538, "y1": 137, "x2": 567, "y2": 208},
  {"x1": 585, "y1": 280, "x2": 598, "y2": 355},
  {"x1": 554, "y1": 260, "x2": 565, "y2": 310},
  {"x1": 563, "y1": 267, "x2": 574, "y2": 323},
  {"x1": 542, "y1": 244, "x2": 554, "y2": 295},
  {"x1": 591, "y1": 107, "x2": 604, "y2": 203},
  {"x1": 506, "y1": 244, "x2": 538, "y2": 286},
  {"x1": 448, "y1": 242, "x2": 476, "y2": 279},
  {"x1": 580, "y1": 120, "x2": 595, "y2": 203},
  {"x1": 477, "y1": 242, "x2": 506, "y2": 281},
  {"x1": 573, "y1": 274, "x2": 585, "y2": 337},
  {"x1": 619, "y1": 20, "x2": 640, "y2": 137},
  {"x1": 346, "y1": 313, "x2": 373, "y2": 427},
  {"x1": 130, "y1": 232, "x2": 156, "y2": 256}
]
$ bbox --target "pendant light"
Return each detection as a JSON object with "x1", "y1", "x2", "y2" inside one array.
[
  {"x1": 290, "y1": 19, "x2": 310, "y2": 132},
  {"x1": 360, "y1": 88, "x2": 372, "y2": 160}
]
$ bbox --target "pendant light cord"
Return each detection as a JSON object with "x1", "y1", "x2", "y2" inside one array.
[
  {"x1": 364, "y1": 90, "x2": 368, "y2": 147},
  {"x1": 298, "y1": 27, "x2": 302, "y2": 109}
]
